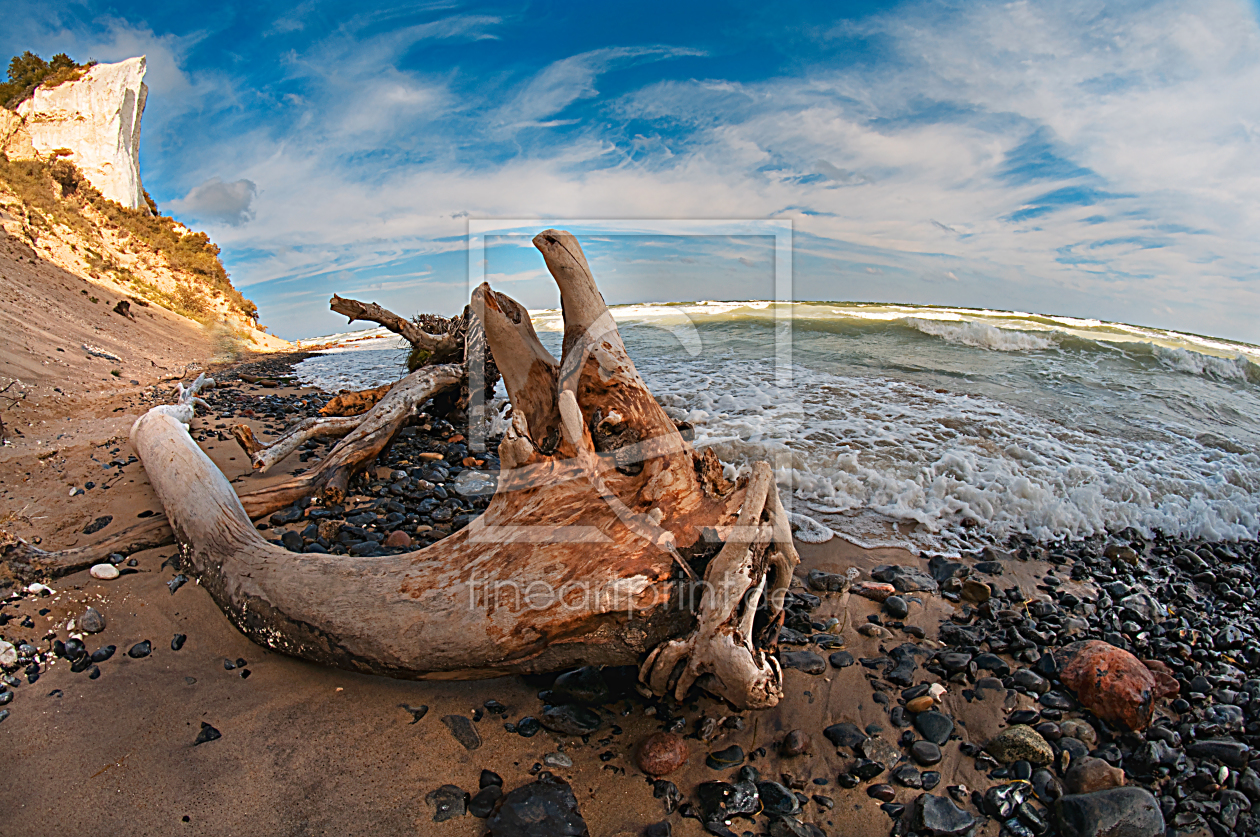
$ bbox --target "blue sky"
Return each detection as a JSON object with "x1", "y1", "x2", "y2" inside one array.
[{"x1": 5, "y1": 0, "x2": 1260, "y2": 342}]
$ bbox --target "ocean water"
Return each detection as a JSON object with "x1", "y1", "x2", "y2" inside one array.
[{"x1": 294, "y1": 302, "x2": 1260, "y2": 554}]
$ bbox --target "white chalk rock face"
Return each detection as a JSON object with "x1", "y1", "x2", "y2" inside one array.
[{"x1": 17, "y1": 56, "x2": 148, "y2": 209}]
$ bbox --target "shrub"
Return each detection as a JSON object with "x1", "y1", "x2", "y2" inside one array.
[{"x1": 0, "y1": 51, "x2": 94, "y2": 110}]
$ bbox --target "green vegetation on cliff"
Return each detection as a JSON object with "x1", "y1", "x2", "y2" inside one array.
[
  {"x1": 0, "y1": 153, "x2": 258, "y2": 324},
  {"x1": 0, "y1": 52, "x2": 94, "y2": 110}
]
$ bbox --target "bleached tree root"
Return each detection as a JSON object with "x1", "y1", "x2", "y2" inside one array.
[
  {"x1": 2, "y1": 517, "x2": 173, "y2": 581},
  {"x1": 231, "y1": 415, "x2": 365, "y2": 473},
  {"x1": 123, "y1": 231, "x2": 799, "y2": 709}
]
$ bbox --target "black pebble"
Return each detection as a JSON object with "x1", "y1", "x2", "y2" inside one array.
[
  {"x1": 171, "y1": 634, "x2": 186, "y2": 651},
  {"x1": 467, "y1": 785, "x2": 502, "y2": 818},
  {"x1": 193, "y1": 722, "x2": 221, "y2": 745},
  {"x1": 127, "y1": 640, "x2": 152, "y2": 659},
  {"x1": 90, "y1": 646, "x2": 115, "y2": 663},
  {"x1": 479, "y1": 769, "x2": 503, "y2": 789},
  {"x1": 829, "y1": 651, "x2": 855, "y2": 668},
  {"x1": 223, "y1": 659, "x2": 236, "y2": 670},
  {"x1": 706, "y1": 745, "x2": 745, "y2": 769},
  {"x1": 88, "y1": 665, "x2": 100, "y2": 679},
  {"x1": 239, "y1": 669, "x2": 251, "y2": 679}
]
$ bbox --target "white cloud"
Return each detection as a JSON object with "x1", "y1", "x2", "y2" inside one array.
[{"x1": 169, "y1": 177, "x2": 257, "y2": 225}]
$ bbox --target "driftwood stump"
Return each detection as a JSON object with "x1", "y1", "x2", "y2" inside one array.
[{"x1": 15, "y1": 231, "x2": 801, "y2": 709}]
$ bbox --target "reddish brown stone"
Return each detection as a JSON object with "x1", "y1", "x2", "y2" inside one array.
[
  {"x1": 852, "y1": 581, "x2": 897, "y2": 602},
  {"x1": 636, "y1": 732, "x2": 688, "y2": 776},
  {"x1": 1056, "y1": 640, "x2": 1157, "y2": 731},
  {"x1": 780, "y1": 729, "x2": 811, "y2": 757},
  {"x1": 1142, "y1": 659, "x2": 1181, "y2": 698},
  {"x1": 382, "y1": 530, "x2": 412, "y2": 548}
]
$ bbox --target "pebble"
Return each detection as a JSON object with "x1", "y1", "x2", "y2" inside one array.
[
  {"x1": 867, "y1": 783, "x2": 896, "y2": 802},
  {"x1": 467, "y1": 785, "x2": 502, "y2": 818},
  {"x1": 781, "y1": 729, "x2": 811, "y2": 757},
  {"x1": 910, "y1": 740, "x2": 942, "y2": 766},
  {"x1": 636, "y1": 732, "x2": 688, "y2": 776},
  {"x1": 543, "y1": 752, "x2": 573, "y2": 769},
  {"x1": 548, "y1": 666, "x2": 611, "y2": 704},
  {"x1": 486, "y1": 774, "x2": 588, "y2": 836},
  {"x1": 382, "y1": 529, "x2": 411, "y2": 548},
  {"x1": 960, "y1": 579, "x2": 991, "y2": 603},
  {"x1": 127, "y1": 640, "x2": 151, "y2": 659},
  {"x1": 1052, "y1": 787, "x2": 1164, "y2": 837},
  {"x1": 862, "y1": 736, "x2": 901, "y2": 769},
  {"x1": 540, "y1": 704, "x2": 602, "y2": 736},
  {"x1": 425, "y1": 784, "x2": 468, "y2": 822},
  {"x1": 905, "y1": 695, "x2": 935, "y2": 713},
  {"x1": 171, "y1": 634, "x2": 186, "y2": 651},
  {"x1": 986, "y1": 725, "x2": 1054, "y2": 765},
  {"x1": 1064, "y1": 756, "x2": 1126, "y2": 794},
  {"x1": 89, "y1": 563, "x2": 120, "y2": 580},
  {"x1": 884, "y1": 595, "x2": 909, "y2": 619},
  {"x1": 909, "y1": 792, "x2": 978, "y2": 836},
  {"x1": 828, "y1": 651, "x2": 855, "y2": 668},
  {"x1": 871, "y1": 564, "x2": 938, "y2": 593},
  {"x1": 823, "y1": 722, "x2": 866, "y2": 749},
  {"x1": 79, "y1": 607, "x2": 106, "y2": 634},
  {"x1": 440, "y1": 714, "x2": 482, "y2": 750},
  {"x1": 781, "y1": 650, "x2": 826, "y2": 674},
  {"x1": 913, "y1": 711, "x2": 954, "y2": 745},
  {"x1": 705, "y1": 744, "x2": 744, "y2": 769},
  {"x1": 193, "y1": 722, "x2": 221, "y2": 745},
  {"x1": 1059, "y1": 718, "x2": 1097, "y2": 747}
]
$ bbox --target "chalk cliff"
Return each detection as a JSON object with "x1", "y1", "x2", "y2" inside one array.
[{"x1": 14, "y1": 57, "x2": 148, "y2": 210}]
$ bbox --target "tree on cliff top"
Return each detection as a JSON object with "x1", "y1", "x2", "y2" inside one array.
[{"x1": 1, "y1": 51, "x2": 94, "y2": 110}]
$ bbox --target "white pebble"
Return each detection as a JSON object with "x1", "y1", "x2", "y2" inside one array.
[
  {"x1": 928, "y1": 683, "x2": 948, "y2": 701},
  {"x1": 90, "y1": 563, "x2": 120, "y2": 580},
  {"x1": 26, "y1": 582, "x2": 53, "y2": 596},
  {"x1": 0, "y1": 641, "x2": 16, "y2": 666}
]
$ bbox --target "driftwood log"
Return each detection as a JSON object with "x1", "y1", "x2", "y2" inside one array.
[
  {"x1": 6, "y1": 231, "x2": 800, "y2": 709},
  {"x1": 140, "y1": 231, "x2": 799, "y2": 707}
]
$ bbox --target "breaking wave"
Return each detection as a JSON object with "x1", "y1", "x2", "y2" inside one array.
[{"x1": 904, "y1": 318, "x2": 1056, "y2": 352}]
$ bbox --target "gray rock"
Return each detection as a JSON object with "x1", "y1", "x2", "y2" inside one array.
[
  {"x1": 1053, "y1": 787, "x2": 1165, "y2": 837},
  {"x1": 861, "y1": 736, "x2": 901, "y2": 769},
  {"x1": 913, "y1": 711, "x2": 954, "y2": 745},
  {"x1": 78, "y1": 607, "x2": 106, "y2": 634},
  {"x1": 781, "y1": 650, "x2": 826, "y2": 674},
  {"x1": 871, "y1": 564, "x2": 938, "y2": 593},
  {"x1": 440, "y1": 714, "x2": 483, "y2": 750},
  {"x1": 823, "y1": 722, "x2": 866, "y2": 749},
  {"x1": 426, "y1": 784, "x2": 468, "y2": 822},
  {"x1": 907, "y1": 792, "x2": 978, "y2": 836},
  {"x1": 543, "y1": 751, "x2": 573, "y2": 768},
  {"x1": 487, "y1": 774, "x2": 588, "y2": 836},
  {"x1": 1187, "y1": 738, "x2": 1249, "y2": 768},
  {"x1": 541, "y1": 704, "x2": 603, "y2": 736}
]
